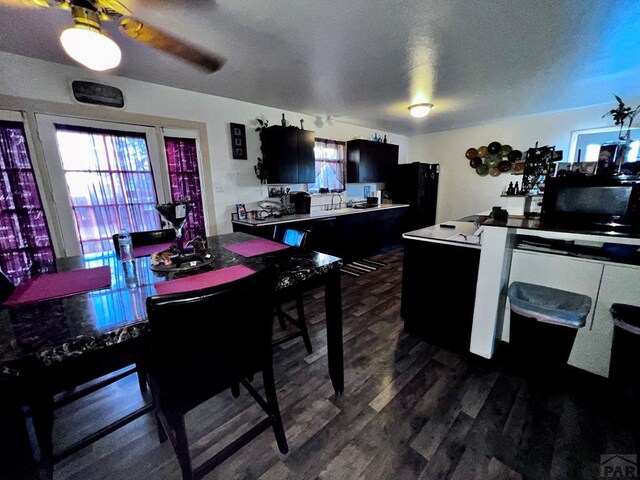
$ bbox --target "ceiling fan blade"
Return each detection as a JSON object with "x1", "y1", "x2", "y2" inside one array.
[
  {"x1": 94, "y1": 0, "x2": 130, "y2": 17},
  {"x1": 119, "y1": 18, "x2": 225, "y2": 73},
  {"x1": 138, "y1": 0, "x2": 215, "y2": 6},
  {"x1": 0, "y1": 0, "x2": 50, "y2": 7}
]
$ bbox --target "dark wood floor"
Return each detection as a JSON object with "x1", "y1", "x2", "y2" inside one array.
[{"x1": 44, "y1": 248, "x2": 638, "y2": 479}]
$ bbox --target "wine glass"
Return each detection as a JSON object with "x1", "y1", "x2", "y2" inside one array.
[{"x1": 155, "y1": 200, "x2": 192, "y2": 253}]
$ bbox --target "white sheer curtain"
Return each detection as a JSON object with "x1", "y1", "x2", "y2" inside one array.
[
  {"x1": 309, "y1": 138, "x2": 346, "y2": 193},
  {"x1": 56, "y1": 126, "x2": 161, "y2": 254}
]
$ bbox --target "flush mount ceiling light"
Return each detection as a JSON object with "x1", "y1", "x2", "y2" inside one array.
[
  {"x1": 60, "y1": 6, "x2": 121, "y2": 71},
  {"x1": 408, "y1": 102, "x2": 434, "y2": 118}
]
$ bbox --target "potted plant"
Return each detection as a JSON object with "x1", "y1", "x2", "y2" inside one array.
[{"x1": 603, "y1": 96, "x2": 640, "y2": 170}]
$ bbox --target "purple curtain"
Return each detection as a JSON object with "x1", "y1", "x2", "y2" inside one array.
[
  {"x1": 0, "y1": 121, "x2": 55, "y2": 284},
  {"x1": 56, "y1": 126, "x2": 161, "y2": 254},
  {"x1": 310, "y1": 138, "x2": 347, "y2": 192},
  {"x1": 164, "y1": 137, "x2": 206, "y2": 240}
]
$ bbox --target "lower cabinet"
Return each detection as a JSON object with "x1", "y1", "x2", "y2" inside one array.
[
  {"x1": 591, "y1": 264, "x2": 640, "y2": 378},
  {"x1": 230, "y1": 221, "x2": 275, "y2": 240},
  {"x1": 401, "y1": 239, "x2": 481, "y2": 352},
  {"x1": 231, "y1": 208, "x2": 408, "y2": 261},
  {"x1": 506, "y1": 250, "x2": 640, "y2": 378}
]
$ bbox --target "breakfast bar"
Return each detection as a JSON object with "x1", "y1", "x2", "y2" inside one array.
[{"x1": 401, "y1": 216, "x2": 640, "y2": 378}]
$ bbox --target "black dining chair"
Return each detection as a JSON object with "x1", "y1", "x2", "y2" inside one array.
[
  {"x1": 145, "y1": 265, "x2": 288, "y2": 480},
  {"x1": 0, "y1": 269, "x2": 16, "y2": 304},
  {"x1": 272, "y1": 226, "x2": 313, "y2": 353},
  {"x1": 111, "y1": 228, "x2": 176, "y2": 255},
  {"x1": 28, "y1": 330, "x2": 153, "y2": 479}
]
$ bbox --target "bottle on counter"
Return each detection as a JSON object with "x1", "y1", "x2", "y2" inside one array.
[
  {"x1": 123, "y1": 259, "x2": 138, "y2": 289},
  {"x1": 118, "y1": 229, "x2": 137, "y2": 288},
  {"x1": 373, "y1": 133, "x2": 379, "y2": 142},
  {"x1": 507, "y1": 181, "x2": 514, "y2": 195},
  {"x1": 281, "y1": 113, "x2": 287, "y2": 127},
  {"x1": 118, "y1": 229, "x2": 133, "y2": 262},
  {"x1": 514, "y1": 181, "x2": 520, "y2": 195},
  {"x1": 383, "y1": 135, "x2": 387, "y2": 143}
]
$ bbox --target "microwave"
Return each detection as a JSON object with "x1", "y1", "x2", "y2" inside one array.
[{"x1": 541, "y1": 175, "x2": 640, "y2": 232}]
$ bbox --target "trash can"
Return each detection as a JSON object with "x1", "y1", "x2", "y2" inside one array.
[
  {"x1": 507, "y1": 282, "x2": 592, "y2": 370},
  {"x1": 609, "y1": 303, "x2": 640, "y2": 403}
]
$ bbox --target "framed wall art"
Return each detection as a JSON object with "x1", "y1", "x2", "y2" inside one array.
[{"x1": 229, "y1": 122, "x2": 248, "y2": 160}]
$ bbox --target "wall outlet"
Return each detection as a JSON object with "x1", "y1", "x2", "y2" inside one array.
[{"x1": 214, "y1": 184, "x2": 224, "y2": 193}]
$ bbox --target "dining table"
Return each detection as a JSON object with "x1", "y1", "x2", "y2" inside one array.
[{"x1": 0, "y1": 232, "x2": 344, "y2": 477}]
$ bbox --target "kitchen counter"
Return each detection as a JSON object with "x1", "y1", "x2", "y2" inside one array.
[
  {"x1": 479, "y1": 216, "x2": 640, "y2": 243},
  {"x1": 401, "y1": 222, "x2": 482, "y2": 351},
  {"x1": 403, "y1": 221, "x2": 481, "y2": 249},
  {"x1": 232, "y1": 203, "x2": 409, "y2": 227}
]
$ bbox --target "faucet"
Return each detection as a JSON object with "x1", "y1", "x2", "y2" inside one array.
[{"x1": 330, "y1": 193, "x2": 343, "y2": 210}]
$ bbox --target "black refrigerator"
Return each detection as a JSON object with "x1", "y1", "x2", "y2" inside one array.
[{"x1": 389, "y1": 162, "x2": 439, "y2": 231}]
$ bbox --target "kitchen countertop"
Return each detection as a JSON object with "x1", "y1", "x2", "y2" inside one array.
[
  {"x1": 232, "y1": 203, "x2": 410, "y2": 227},
  {"x1": 478, "y1": 216, "x2": 640, "y2": 244},
  {"x1": 402, "y1": 221, "x2": 482, "y2": 249}
]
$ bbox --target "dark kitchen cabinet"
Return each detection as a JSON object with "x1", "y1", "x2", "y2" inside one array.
[
  {"x1": 261, "y1": 126, "x2": 316, "y2": 184},
  {"x1": 401, "y1": 239, "x2": 480, "y2": 352},
  {"x1": 347, "y1": 140, "x2": 399, "y2": 184},
  {"x1": 231, "y1": 207, "x2": 409, "y2": 262}
]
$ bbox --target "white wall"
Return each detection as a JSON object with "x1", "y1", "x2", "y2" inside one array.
[
  {"x1": 408, "y1": 100, "x2": 640, "y2": 223},
  {"x1": 0, "y1": 52, "x2": 408, "y2": 235}
]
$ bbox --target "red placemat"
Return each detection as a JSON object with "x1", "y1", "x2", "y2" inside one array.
[
  {"x1": 133, "y1": 242, "x2": 174, "y2": 258},
  {"x1": 224, "y1": 238, "x2": 290, "y2": 257},
  {"x1": 154, "y1": 265, "x2": 255, "y2": 295},
  {"x1": 4, "y1": 266, "x2": 112, "y2": 307}
]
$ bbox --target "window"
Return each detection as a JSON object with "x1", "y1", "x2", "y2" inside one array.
[
  {"x1": 35, "y1": 115, "x2": 208, "y2": 257},
  {"x1": 55, "y1": 126, "x2": 161, "y2": 254},
  {"x1": 164, "y1": 137, "x2": 206, "y2": 240},
  {"x1": 563, "y1": 127, "x2": 640, "y2": 176},
  {"x1": 0, "y1": 120, "x2": 55, "y2": 283},
  {"x1": 308, "y1": 138, "x2": 346, "y2": 193}
]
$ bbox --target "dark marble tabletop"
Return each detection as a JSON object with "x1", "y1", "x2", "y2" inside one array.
[{"x1": 0, "y1": 232, "x2": 342, "y2": 378}]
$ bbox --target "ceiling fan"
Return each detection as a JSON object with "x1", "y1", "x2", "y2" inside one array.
[{"x1": 0, "y1": 0, "x2": 226, "y2": 72}]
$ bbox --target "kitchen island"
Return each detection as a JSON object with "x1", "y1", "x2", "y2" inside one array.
[
  {"x1": 232, "y1": 204, "x2": 410, "y2": 261},
  {"x1": 402, "y1": 217, "x2": 640, "y2": 378}
]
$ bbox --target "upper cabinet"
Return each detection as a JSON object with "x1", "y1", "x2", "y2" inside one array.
[
  {"x1": 261, "y1": 126, "x2": 316, "y2": 184},
  {"x1": 347, "y1": 140, "x2": 399, "y2": 184}
]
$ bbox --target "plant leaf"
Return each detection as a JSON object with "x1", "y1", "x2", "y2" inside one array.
[{"x1": 615, "y1": 95, "x2": 624, "y2": 105}]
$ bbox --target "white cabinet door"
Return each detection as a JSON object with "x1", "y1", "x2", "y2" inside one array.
[
  {"x1": 592, "y1": 264, "x2": 640, "y2": 378},
  {"x1": 506, "y1": 250, "x2": 605, "y2": 376}
]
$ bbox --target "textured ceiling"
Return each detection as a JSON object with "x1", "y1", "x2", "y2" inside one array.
[{"x1": 1, "y1": 0, "x2": 640, "y2": 135}]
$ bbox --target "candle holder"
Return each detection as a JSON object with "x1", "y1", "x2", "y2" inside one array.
[{"x1": 155, "y1": 199, "x2": 192, "y2": 254}]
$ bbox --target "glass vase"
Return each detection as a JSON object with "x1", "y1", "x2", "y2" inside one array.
[{"x1": 155, "y1": 201, "x2": 192, "y2": 254}]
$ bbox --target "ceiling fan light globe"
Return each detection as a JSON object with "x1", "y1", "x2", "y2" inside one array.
[
  {"x1": 60, "y1": 25, "x2": 121, "y2": 72},
  {"x1": 408, "y1": 103, "x2": 433, "y2": 118}
]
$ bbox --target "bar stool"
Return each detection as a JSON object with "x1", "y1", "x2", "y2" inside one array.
[{"x1": 273, "y1": 226, "x2": 313, "y2": 353}]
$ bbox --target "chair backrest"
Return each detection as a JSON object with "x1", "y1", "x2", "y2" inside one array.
[
  {"x1": 273, "y1": 226, "x2": 309, "y2": 249},
  {"x1": 0, "y1": 269, "x2": 15, "y2": 304},
  {"x1": 112, "y1": 229, "x2": 176, "y2": 255},
  {"x1": 145, "y1": 265, "x2": 277, "y2": 379}
]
